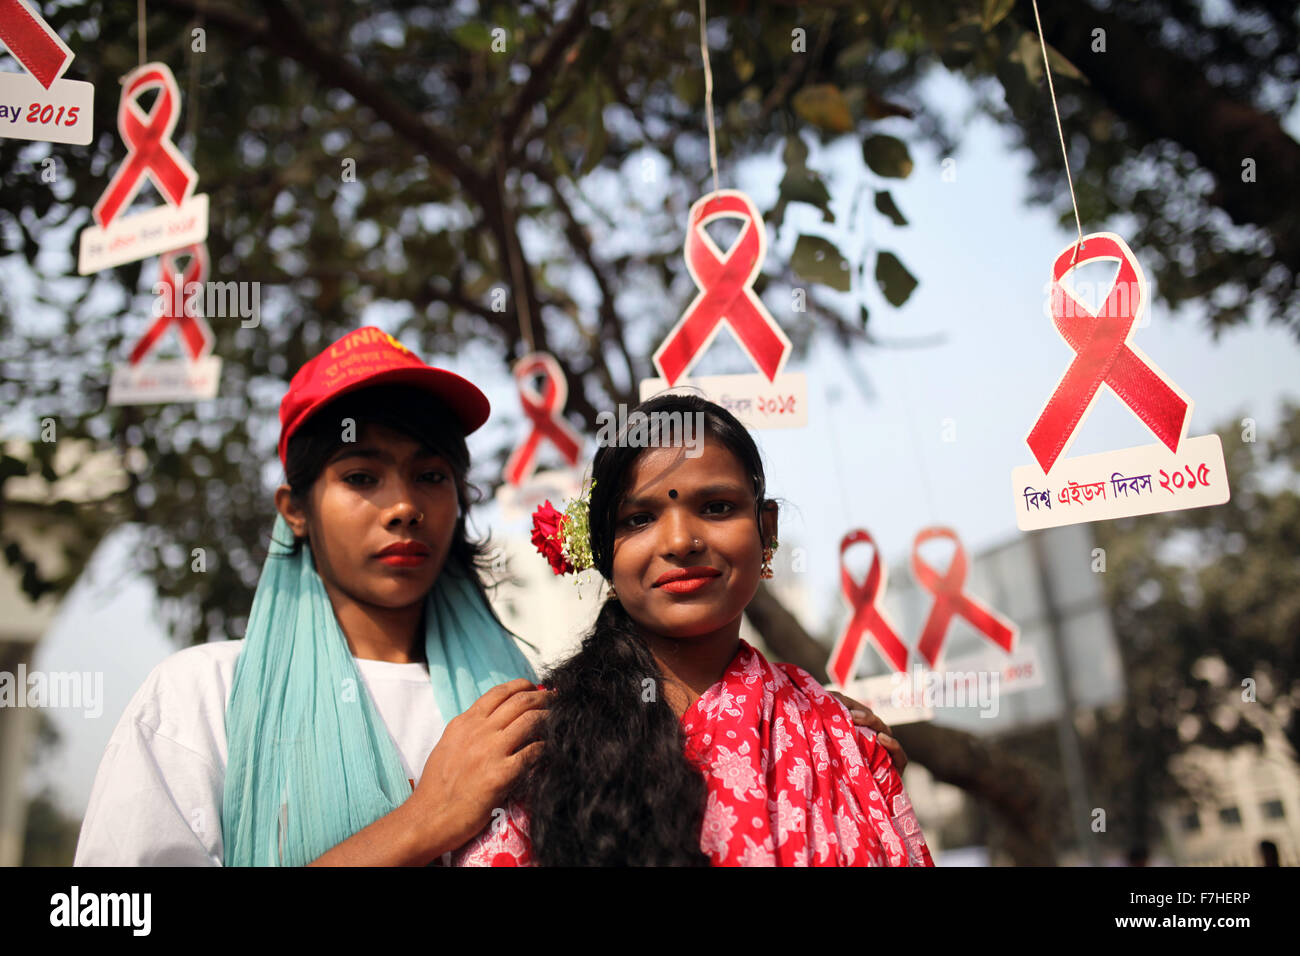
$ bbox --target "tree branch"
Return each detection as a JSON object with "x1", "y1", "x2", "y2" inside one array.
[
  {"x1": 1024, "y1": 3, "x2": 1300, "y2": 273},
  {"x1": 499, "y1": 0, "x2": 592, "y2": 157},
  {"x1": 154, "y1": 0, "x2": 494, "y2": 209},
  {"x1": 524, "y1": 159, "x2": 638, "y2": 403}
]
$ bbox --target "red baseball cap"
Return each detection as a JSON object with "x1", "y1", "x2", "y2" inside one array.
[{"x1": 278, "y1": 326, "x2": 490, "y2": 468}]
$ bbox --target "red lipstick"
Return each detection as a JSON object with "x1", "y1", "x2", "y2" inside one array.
[
  {"x1": 375, "y1": 541, "x2": 431, "y2": 567},
  {"x1": 653, "y1": 566, "x2": 721, "y2": 593}
]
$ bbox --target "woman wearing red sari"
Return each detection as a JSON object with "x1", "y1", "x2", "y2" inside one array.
[{"x1": 455, "y1": 394, "x2": 933, "y2": 866}]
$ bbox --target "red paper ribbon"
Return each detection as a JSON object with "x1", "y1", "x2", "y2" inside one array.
[
  {"x1": 1026, "y1": 233, "x2": 1191, "y2": 474},
  {"x1": 912, "y1": 527, "x2": 1016, "y2": 668},
  {"x1": 652, "y1": 190, "x2": 791, "y2": 386},
  {"x1": 827, "y1": 530, "x2": 910, "y2": 684},
  {"x1": 0, "y1": 0, "x2": 72, "y2": 88},
  {"x1": 129, "y1": 243, "x2": 214, "y2": 364},
  {"x1": 503, "y1": 353, "x2": 583, "y2": 487},
  {"x1": 92, "y1": 62, "x2": 199, "y2": 228}
]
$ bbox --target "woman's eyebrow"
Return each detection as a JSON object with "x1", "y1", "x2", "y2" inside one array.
[
  {"x1": 328, "y1": 446, "x2": 446, "y2": 465},
  {"x1": 329, "y1": 446, "x2": 387, "y2": 464},
  {"x1": 620, "y1": 483, "x2": 748, "y2": 509},
  {"x1": 694, "y1": 483, "x2": 749, "y2": 498}
]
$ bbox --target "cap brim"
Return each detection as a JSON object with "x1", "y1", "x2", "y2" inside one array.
[
  {"x1": 335, "y1": 366, "x2": 491, "y2": 435},
  {"x1": 279, "y1": 366, "x2": 491, "y2": 467}
]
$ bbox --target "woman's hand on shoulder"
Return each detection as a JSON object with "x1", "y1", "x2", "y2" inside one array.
[
  {"x1": 826, "y1": 690, "x2": 907, "y2": 773},
  {"x1": 407, "y1": 678, "x2": 550, "y2": 855}
]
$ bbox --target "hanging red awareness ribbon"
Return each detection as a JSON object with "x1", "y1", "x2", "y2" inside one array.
[
  {"x1": 92, "y1": 62, "x2": 199, "y2": 229},
  {"x1": 912, "y1": 527, "x2": 1016, "y2": 668},
  {"x1": 652, "y1": 190, "x2": 791, "y2": 386},
  {"x1": 0, "y1": 0, "x2": 73, "y2": 89},
  {"x1": 129, "y1": 243, "x2": 214, "y2": 364},
  {"x1": 503, "y1": 352, "x2": 583, "y2": 487},
  {"x1": 1026, "y1": 233, "x2": 1191, "y2": 474},
  {"x1": 827, "y1": 530, "x2": 910, "y2": 684}
]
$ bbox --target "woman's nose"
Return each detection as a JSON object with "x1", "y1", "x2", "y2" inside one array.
[
  {"x1": 386, "y1": 502, "x2": 422, "y2": 527},
  {"x1": 660, "y1": 509, "x2": 701, "y2": 557},
  {"x1": 384, "y1": 478, "x2": 423, "y2": 526}
]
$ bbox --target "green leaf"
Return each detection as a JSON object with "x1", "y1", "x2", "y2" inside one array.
[
  {"x1": 792, "y1": 84, "x2": 854, "y2": 133},
  {"x1": 781, "y1": 173, "x2": 832, "y2": 211},
  {"x1": 835, "y1": 39, "x2": 874, "y2": 73},
  {"x1": 452, "y1": 22, "x2": 494, "y2": 52},
  {"x1": 1014, "y1": 30, "x2": 1044, "y2": 87},
  {"x1": 862, "y1": 134, "x2": 913, "y2": 178},
  {"x1": 981, "y1": 0, "x2": 1017, "y2": 32},
  {"x1": 732, "y1": 47, "x2": 755, "y2": 84},
  {"x1": 579, "y1": 85, "x2": 607, "y2": 176},
  {"x1": 1046, "y1": 44, "x2": 1085, "y2": 82},
  {"x1": 783, "y1": 134, "x2": 809, "y2": 171},
  {"x1": 875, "y1": 251, "x2": 918, "y2": 307},
  {"x1": 792, "y1": 235, "x2": 852, "y2": 292},
  {"x1": 874, "y1": 190, "x2": 908, "y2": 226}
]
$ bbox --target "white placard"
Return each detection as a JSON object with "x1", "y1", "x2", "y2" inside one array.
[
  {"x1": 494, "y1": 467, "x2": 584, "y2": 524},
  {"x1": 107, "y1": 356, "x2": 221, "y2": 405},
  {"x1": 638, "y1": 371, "x2": 807, "y2": 429},
  {"x1": 0, "y1": 72, "x2": 93, "y2": 144},
  {"x1": 838, "y1": 673, "x2": 935, "y2": 726},
  {"x1": 1012, "y1": 433, "x2": 1230, "y2": 530},
  {"x1": 935, "y1": 644, "x2": 1045, "y2": 696},
  {"x1": 849, "y1": 646, "x2": 1043, "y2": 726},
  {"x1": 78, "y1": 193, "x2": 209, "y2": 274}
]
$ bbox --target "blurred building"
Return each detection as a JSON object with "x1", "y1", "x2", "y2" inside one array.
[
  {"x1": 0, "y1": 438, "x2": 131, "y2": 866},
  {"x1": 1161, "y1": 725, "x2": 1300, "y2": 866}
]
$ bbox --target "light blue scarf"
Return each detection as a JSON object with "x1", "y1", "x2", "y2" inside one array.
[{"x1": 222, "y1": 514, "x2": 536, "y2": 866}]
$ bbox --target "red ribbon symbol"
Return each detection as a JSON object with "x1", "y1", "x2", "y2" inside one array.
[
  {"x1": 0, "y1": 0, "x2": 73, "y2": 88},
  {"x1": 1026, "y1": 233, "x2": 1192, "y2": 474},
  {"x1": 827, "y1": 531, "x2": 910, "y2": 684},
  {"x1": 912, "y1": 527, "x2": 1016, "y2": 668},
  {"x1": 652, "y1": 190, "x2": 791, "y2": 386},
  {"x1": 92, "y1": 62, "x2": 199, "y2": 229},
  {"x1": 503, "y1": 353, "x2": 583, "y2": 487},
  {"x1": 129, "y1": 243, "x2": 214, "y2": 364}
]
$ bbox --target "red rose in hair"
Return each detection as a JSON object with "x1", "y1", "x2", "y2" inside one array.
[{"x1": 531, "y1": 500, "x2": 573, "y2": 575}]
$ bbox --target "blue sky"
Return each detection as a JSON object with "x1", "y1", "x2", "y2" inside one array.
[{"x1": 26, "y1": 67, "x2": 1300, "y2": 818}]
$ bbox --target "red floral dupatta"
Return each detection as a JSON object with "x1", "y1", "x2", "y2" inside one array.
[{"x1": 453, "y1": 640, "x2": 934, "y2": 866}]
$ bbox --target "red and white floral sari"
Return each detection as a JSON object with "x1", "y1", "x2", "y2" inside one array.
[{"x1": 453, "y1": 640, "x2": 934, "y2": 866}]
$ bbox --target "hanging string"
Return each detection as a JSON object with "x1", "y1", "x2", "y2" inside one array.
[
  {"x1": 137, "y1": 0, "x2": 147, "y2": 67},
  {"x1": 497, "y1": 154, "x2": 536, "y2": 353},
  {"x1": 697, "y1": 0, "x2": 721, "y2": 197},
  {"x1": 1030, "y1": 0, "x2": 1085, "y2": 263}
]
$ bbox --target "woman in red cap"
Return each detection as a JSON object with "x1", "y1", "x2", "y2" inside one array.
[{"x1": 75, "y1": 327, "x2": 545, "y2": 866}]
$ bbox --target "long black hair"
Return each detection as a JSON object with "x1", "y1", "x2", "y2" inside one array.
[
  {"x1": 280, "y1": 382, "x2": 499, "y2": 605},
  {"x1": 522, "y1": 393, "x2": 771, "y2": 866}
]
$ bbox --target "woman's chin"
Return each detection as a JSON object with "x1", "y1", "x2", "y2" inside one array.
[{"x1": 644, "y1": 608, "x2": 739, "y2": 641}]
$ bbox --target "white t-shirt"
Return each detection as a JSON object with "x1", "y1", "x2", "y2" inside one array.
[{"x1": 74, "y1": 640, "x2": 446, "y2": 866}]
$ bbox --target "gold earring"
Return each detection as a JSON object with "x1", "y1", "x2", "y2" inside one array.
[
  {"x1": 760, "y1": 538, "x2": 778, "y2": 579},
  {"x1": 608, "y1": 583, "x2": 618, "y2": 601}
]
